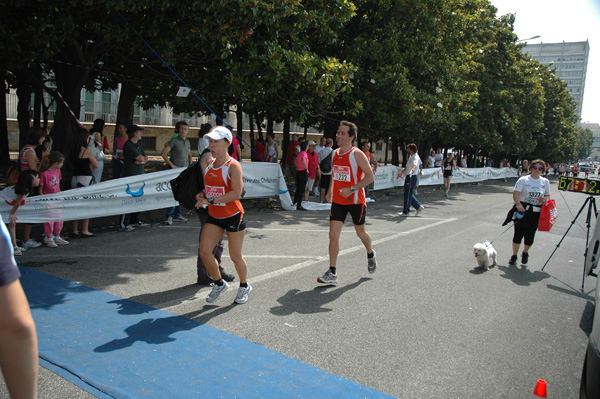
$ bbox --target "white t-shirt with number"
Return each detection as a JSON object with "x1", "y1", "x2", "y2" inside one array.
[{"x1": 514, "y1": 175, "x2": 550, "y2": 210}]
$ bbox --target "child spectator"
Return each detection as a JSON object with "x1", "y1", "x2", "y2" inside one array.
[
  {"x1": 39, "y1": 152, "x2": 69, "y2": 248},
  {"x1": 0, "y1": 170, "x2": 40, "y2": 255}
]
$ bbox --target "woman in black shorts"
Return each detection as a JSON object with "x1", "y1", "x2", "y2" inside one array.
[{"x1": 442, "y1": 152, "x2": 456, "y2": 197}]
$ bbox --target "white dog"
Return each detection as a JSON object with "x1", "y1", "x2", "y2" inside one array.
[{"x1": 473, "y1": 241, "x2": 497, "y2": 270}]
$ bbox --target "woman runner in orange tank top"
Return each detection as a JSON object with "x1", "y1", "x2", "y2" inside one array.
[{"x1": 195, "y1": 126, "x2": 252, "y2": 305}]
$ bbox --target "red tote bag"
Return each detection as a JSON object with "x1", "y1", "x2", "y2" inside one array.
[{"x1": 538, "y1": 199, "x2": 557, "y2": 232}]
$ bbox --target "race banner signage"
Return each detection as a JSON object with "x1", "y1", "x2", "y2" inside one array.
[
  {"x1": 0, "y1": 163, "x2": 514, "y2": 222},
  {"x1": 0, "y1": 163, "x2": 295, "y2": 223}
]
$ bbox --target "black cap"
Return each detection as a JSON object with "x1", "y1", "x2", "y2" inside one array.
[{"x1": 127, "y1": 125, "x2": 144, "y2": 136}]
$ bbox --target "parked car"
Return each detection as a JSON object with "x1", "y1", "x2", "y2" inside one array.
[
  {"x1": 580, "y1": 257, "x2": 600, "y2": 397},
  {"x1": 579, "y1": 279, "x2": 600, "y2": 399}
]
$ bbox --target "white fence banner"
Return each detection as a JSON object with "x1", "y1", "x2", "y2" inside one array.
[
  {"x1": 0, "y1": 163, "x2": 513, "y2": 222},
  {"x1": 373, "y1": 166, "x2": 517, "y2": 190},
  {"x1": 1, "y1": 163, "x2": 295, "y2": 223}
]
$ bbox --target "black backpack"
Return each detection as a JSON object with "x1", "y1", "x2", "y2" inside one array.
[
  {"x1": 320, "y1": 150, "x2": 333, "y2": 173},
  {"x1": 170, "y1": 162, "x2": 204, "y2": 209}
]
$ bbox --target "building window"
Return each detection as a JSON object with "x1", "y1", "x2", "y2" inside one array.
[
  {"x1": 140, "y1": 136, "x2": 156, "y2": 151},
  {"x1": 188, "y1": 138, "x2": 199, "y2": 152}
]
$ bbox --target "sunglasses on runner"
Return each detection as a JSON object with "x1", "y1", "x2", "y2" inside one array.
[{"x1": 531, "y1": 165, "x2": 544, "y2": 171}]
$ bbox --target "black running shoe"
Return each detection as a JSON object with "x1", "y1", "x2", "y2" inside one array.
[
  {"x1": 521, "y1": 252, "x2": 529, "y2": 265},
  {"x1": 221, "y1": 272, "x2": 236, "y2": 282},
  {"x1": 508, "y1": 255, "x2": 518, "y2": 266}
]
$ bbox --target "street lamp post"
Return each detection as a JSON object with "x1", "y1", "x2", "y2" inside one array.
[{"x1": 517, "y1": 35, "x2": 541, "y2": 43}]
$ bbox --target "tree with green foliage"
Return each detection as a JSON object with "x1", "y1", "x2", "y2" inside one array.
[{"x1": 576, "y1": 127, "x2": 593, "y2": 160}]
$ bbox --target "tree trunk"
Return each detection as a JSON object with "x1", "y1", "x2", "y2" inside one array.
[
  {"x1": 236, "y1": 103, "x2": 244, "y2": 160},
  {"x1": 323, "y1": 118, "x2": 338, "y2": 141},
  {"x1": 16, "y1": 70, "x2": 32, "y2": 149},
  {"x1": 384, "y1": 136, "x2": 389, "y2": 165},
  {"x1": 248, "y1": 113, "x2": 255, "y2": 161},
  {"x1": 0, "y1": 70, "x2": 11, "y2": 166},
  {"x1": 52, "y1": 59, "x2": 89, "y2": 189},
  {"x1": 283, "y1": 116, "x2": 291, "y2": 168},
  {"x1": 391, "y1": 137, "x2": 400, "y2": 166},
  {"x1": 255, "y1": 114, "x2": 263, "y2": 141},
  {"x1": 114, "y1": 81, "x2": 138, "y2": 136}
]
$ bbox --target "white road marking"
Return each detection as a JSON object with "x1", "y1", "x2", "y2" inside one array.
[{"x1": 160, "y1": 218, "x2": 457, "y2": 312}]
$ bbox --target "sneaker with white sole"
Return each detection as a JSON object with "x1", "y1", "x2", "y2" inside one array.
[
  {"x1": 164, "y1": 216, "x2": 173, "y2": 225},
  {"x1": 368, "y1": 250, "x2": 377, "y2": 274},
  {"x1": 136, "y1": 221, "x2": 150, "y2": 227},
  {"x1": 206, "y1": 281, "x2": 229, "y2": 303},
  {"x1": 317, "y1": 270, "x2": 338, "y2": 285},
  {"x1": 23, "y1": 239, "x2": 42, "y2": 249},
  {"x1": 234, "y1": 284, "x2": 253, "y2": 304},
  {"x1": 46, "y1": 238, "x2": 58, "y2": 248},
  {"x1": 399, "y1": 212, "x2": 409, "y2": 217},
  {"x1": 173, "y1": 216, "x2": 188, "y2": 223},
  {"x1": 119, "y1": 225, "x2": 135, "y2": 232},
  {"x1": 13, "y1": 247, "x2": 23, "y2": 256},
  {"x1": 416, "y1": 206, "x2": 424, "y2": 215},
  {"x1": 54, "y1": 236, "x2": 70, "y2": 245}
]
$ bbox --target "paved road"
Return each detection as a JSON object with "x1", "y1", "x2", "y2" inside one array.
[{"x1": 0, "y1": 178, "x2": 595, "y2": 398}]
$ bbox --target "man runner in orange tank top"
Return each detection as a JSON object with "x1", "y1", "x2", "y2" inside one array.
[{"x1": 317, "y1": 121, "x2": 377, "y2": 285}]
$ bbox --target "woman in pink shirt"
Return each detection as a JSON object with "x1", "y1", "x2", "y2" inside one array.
[
  {"x1": 112, "y1": 123, "x2": 128, "y2": 178},
  {"x1": 303, "y1": 140, "x2": 320, "y2": 201},
  {"x1": 39, "y1": 152, "x2": 70, "y2": 247},
  {"x1": 294, "y1": 142, "x2": 308, "y2": 211}
]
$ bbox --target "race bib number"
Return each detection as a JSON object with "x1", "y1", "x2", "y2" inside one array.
[
  {"x1": 333, "y1": 165, "x2": 351, "y2": 182},
  {"x1": 205, "y1": 185, "x2": 226, "y2": 206}
]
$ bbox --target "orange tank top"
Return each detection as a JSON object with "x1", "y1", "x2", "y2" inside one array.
[
  {"x1": 331, "y1": 147, "x2": 366, "y2": 205},
  {"x1": 204, "y1": 157, "x2": 244, "y2": 219}
]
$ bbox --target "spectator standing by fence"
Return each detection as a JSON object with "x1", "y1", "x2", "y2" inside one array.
[{"x1": 162, "y1": 121, "x2": 192, "y2": 225}]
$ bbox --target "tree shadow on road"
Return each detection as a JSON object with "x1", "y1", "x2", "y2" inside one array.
[{"x1": 269, "y1": 277, "x2": 371, "y2": 315}]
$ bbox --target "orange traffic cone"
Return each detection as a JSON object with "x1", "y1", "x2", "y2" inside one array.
[{"x1": 532, "y1": 379, "x2": 547, "y2": 398}]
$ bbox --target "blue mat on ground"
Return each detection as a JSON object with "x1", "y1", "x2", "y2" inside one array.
[{"x1": 19, "y1": 267, "x2": 396, "y2": 399}]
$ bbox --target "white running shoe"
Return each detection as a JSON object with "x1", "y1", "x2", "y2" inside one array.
[
  {"x1": 46, "y1": 238, "x2": 58, "y2": 248},
  {"x1": 23, "y1": 239, "x2": 42, "y2": 249},
  {"x1": 173, "y1": 216, "x2": 188, "y2": 223},
  {"x1": 399, "y1": 212, "x2": 409, "y2": 217},
  {"x1": 317, "y1": 270, "x2": 338, "y2": 285},
  {"x1": 54, "y1": 236, "x2": 70, "y2": 245},
  {"x1": 164, "y1": 216, "x2": 173, "y2": 225},
  {"x1": 234, "y1": 284, "x2": 253, "y2": 304},
  {"x1": 416, "y1": 206, "x2": 424, "y2": 215},
  {"x1": 206, "y1": 281, "x2": 229, "y2": 303},
  {"x1": 13, "y1": 247, "x2": 23, "y2": 256},
  {"x1": 368, "y1": 250, "x2": 377, "y2": 274}
]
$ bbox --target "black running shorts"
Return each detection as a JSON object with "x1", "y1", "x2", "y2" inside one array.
[
  {"x1": 330, "y1": 202, "x2": 366, "y2": 225},
  {"x1": 206, "y1": 213, "x2": 246, "y2": 232}
]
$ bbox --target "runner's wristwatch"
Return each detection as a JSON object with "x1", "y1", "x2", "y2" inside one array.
[{"x1": 350, "y1": 186, "x2": 356, "y2": 193}]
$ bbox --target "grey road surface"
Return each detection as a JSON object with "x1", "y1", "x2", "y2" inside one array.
[{"x1": 0, "y1": 178, "x2": 594, "y2": 398}]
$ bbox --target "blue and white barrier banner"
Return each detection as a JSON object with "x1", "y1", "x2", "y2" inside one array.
[
  {"x1": 0, "y1": 163, "x2": 294, "y2": 223},
  {"x1": 373, "y1": 166, "x2": 517, "y2": 190},
  {"x1": 0, "y1": 164, "x2": 514, "y2": 222}
]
